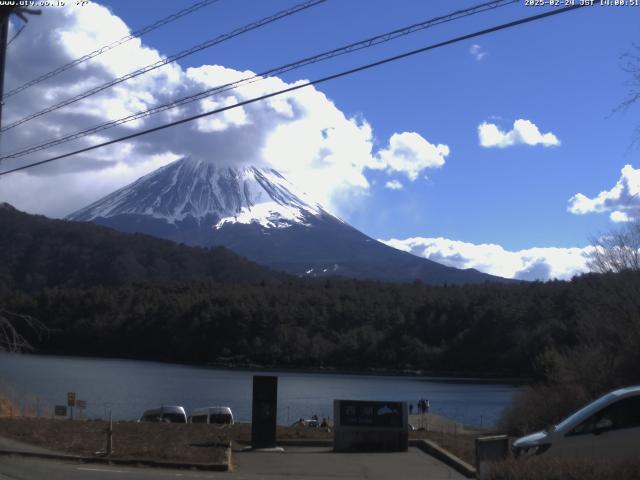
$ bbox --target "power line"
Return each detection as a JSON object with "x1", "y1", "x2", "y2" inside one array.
[
  {"x1": 1, "y1": 0, "x2": 518, "y2": 161},
  {"x1": 0, "y1": 0, "x2": 326, "y2": 133},
  {"x1": 2, "y1": 0, "x2": 222, "y2": 100},
  {"x1": 6, "y1": 22, "x2": 26, "y2": 46},
  {"x1": 0, "y1": 4, "x2": 590, "y2": 178}
]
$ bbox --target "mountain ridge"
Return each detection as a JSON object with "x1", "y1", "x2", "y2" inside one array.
[
  {"x1": 0, "y1": 203, "x2": 285, "y2": 291},
  {"x1": 68, "y1": 158, "x2": 513, "y2": 285},
  {"x1": 70, "y1": 158, "x2": 331, "y2": 228}
]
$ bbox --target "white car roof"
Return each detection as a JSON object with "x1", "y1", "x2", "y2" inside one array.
[
  {"x1": 609, "y1": 385, "x2": 640, "y2": 397},
  {"x1": 143, "y1": 405, "x2": 186, "y2": 415},
  {"x1": 192, "y1": 406, "x2": 233, "y2": 414},
  {"x1": 555, "y1": 385, "x2": 640, "y2": 433}
]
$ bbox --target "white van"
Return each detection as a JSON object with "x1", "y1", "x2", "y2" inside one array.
[
  {"x1": 512, "y1": 385, "x2": 640, "y2": 460},
  {"x1": 139, "y1": 405, "x2": 187, "y2": 423},
  {"x1": 190, "y1": 406, "x2": 234, "y2": 425}
]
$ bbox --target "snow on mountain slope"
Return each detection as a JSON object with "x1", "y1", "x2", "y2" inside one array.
[
  {"x1": 69, "y1": 158, "x2": 332, "y2": 228},
  {"x1": 68, "y1": 157, "x2": 512, "y2": 285}
]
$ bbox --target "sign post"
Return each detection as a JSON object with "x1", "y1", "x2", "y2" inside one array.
[
  {"x1": 106, "y1": 410, "x2": 113, "y2": 456},
  {"x1": 251, "y1": 376, "x2": 278, "y2": 449},
  {"x1": 54, "y1": 405, "x2": 67, "y2": 417},
  {"x1": 67, "y1": 392, "x2": 76, "y2": 420},
  {"x1": 76, "y1": 399, "x2": 86, "y2": 419}
]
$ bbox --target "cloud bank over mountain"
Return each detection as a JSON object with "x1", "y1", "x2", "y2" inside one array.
[
  {"x1": 381, "y1": 236, "x2": 592, "y2": 281},
  {"x1": 0, "y1": 2, "x2": 446, "y2": 219}
]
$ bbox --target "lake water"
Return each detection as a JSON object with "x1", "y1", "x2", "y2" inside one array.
[{"x1": 0, "y1": 353, "x2": 520, "y2": 427}]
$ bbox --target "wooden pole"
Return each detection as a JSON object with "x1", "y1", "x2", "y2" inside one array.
[
  {"x1": 106, "y1": 410, "x2": 113, "y2": 456},
  {"x1": 0, "y1": 7, "x2": 12, "y2": 131}
]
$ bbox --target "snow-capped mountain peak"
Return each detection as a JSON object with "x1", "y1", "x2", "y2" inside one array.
[
  {"x1": 68, "y1": 158, "x2": 331, "y2": 228},
  {"x1": 68, "y1": 156, "x2": 508, "y2": 286}
]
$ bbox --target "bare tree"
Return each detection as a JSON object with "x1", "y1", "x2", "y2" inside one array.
[
  {"x1": 0, "y1": 309, "x2": 46, "y2": 352},
  {"x1": 588, "y1": 220, "x2": 640, "y2": 273},
  {"x1": 615, "y1": 44, "x2": 640, "y2": 146},
  {"x1": 619, "y1": 44, "x2": 640, "y2": 110}
]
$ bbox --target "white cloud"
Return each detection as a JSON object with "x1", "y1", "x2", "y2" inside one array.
[
  {"x1": 0, "y1": 3, "x2": 447, "y2": 218},
  {"x1": 568, "y1": 164, "x2": 640, "y2": 221},
  {"x1": 196, "y1": 96, "x2": 249, "y2": 132},
  {"x1": 0, "y1": 153, "x2": 181, "y2": 216},
  {"x1": 380, "y1": 237, "x2": 593, "y2": 281},
  {"x1": 610, "y1": 211, "x2": 631, "y2": 223},
  {"x1": 478, "y1": 119, "x2": 560, "y2": 148},
  {"x1": 469, "y1": 44, "x2": 487, "y2": 61},
  {"x1": 375, "y1": 132, "x2": 449, "y2": 181},
  {"x1": 385, "y1": 180, "x2": 404, "y2": 190}
]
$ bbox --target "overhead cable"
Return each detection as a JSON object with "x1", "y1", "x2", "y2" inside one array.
[
  {"x1": 7, "y1": 23, "x2": 26, "y2": 46},
  {"x1": 0, "y1": 4, "x2": 590, "y2": 177},
  {"x1": 2, "y1": 0, "x2": 223, "y2": 100},
  {"x1": 1, "y1": 0, "x2": 517, "y2": 161},
  {"x1": 0, "y1": 0, "x2": 326, "y2": 132}
]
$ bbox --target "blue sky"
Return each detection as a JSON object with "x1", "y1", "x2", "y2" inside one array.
[
  {"x1": 1, "y1": 0, "x2": 639, "y2": 279},
  {"x1": 99, "y1": 0, "x2": 639, "y2": 247}
]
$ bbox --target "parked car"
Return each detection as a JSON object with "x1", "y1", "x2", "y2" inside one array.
[
  {"x1": 512, "y1": 385, "x2": 640, "y2": 460},
  {"x1": 291, "y1": 418, "x2": 319, "y2": 428},
  {"x1": 139, "y1": 405, "x2": 187, "y2": 423},
  {"x1": 190, "y1": 406, "x2": 234, "y2": 425}
]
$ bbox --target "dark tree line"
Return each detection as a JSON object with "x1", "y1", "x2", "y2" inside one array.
[
  {"x1": 3, "y1": 271, "x2": 639, "y2": 382},
  {"x1": 2, "y1": 203, "x2": 639, "y2": 404},
  {"x1": 0, "y1": 203, "x2": 285, "y2": 292}
]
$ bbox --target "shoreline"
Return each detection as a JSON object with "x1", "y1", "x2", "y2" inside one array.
[{"x1": 2, "y1": 351, "x2": 528, "y2": 384}]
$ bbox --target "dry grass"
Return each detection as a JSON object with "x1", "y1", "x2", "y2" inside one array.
[
  {"x1": 0, "y1": 418, "x2": 338, "y2": 463},
  {"x1": 488, "y1": 456, "x2": 640, "y2": 480},
  {"x1": 498, "y1": 384, "x2": 591, "y2": 436},
  {"x1": 0, "y1": 394, "x2": 18, "y2": 417},
  {"x1": 0, "y1": 418, "x2": 229, "y2": 464},
  {"x1": 0, "y1": 416, "x2": 484, "y2": 466},
  {"x1": 410, "y1": 430, "x2": 480, "y2": 466}
]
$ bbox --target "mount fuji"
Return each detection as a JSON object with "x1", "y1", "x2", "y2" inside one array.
[{"x1": 68, "y1": 158, "x2": 506, "y2": 285}]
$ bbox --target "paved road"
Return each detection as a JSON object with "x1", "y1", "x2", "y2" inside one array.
[
  {"x1": 0, "y1": 435, "x2": 63, "y2": 455},
  {"x1": 0, "y1": 446, "x2": 465, "y2": 480},
  {"x1": 234, "y1": 446, "x2": 465, "y2": 479},
  {"x1": 1, "y1": 457, "x2": 222, "y2": 480}
]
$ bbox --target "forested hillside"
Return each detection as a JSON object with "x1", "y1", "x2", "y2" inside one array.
[
  {"x1": 0, "y1": 203, "x2": 284, "y2": 290},
  {"x1": 2, "y1": 204, "x2": 638, "y2": 386},
  {"x1": 3, "y1": 272, "x2": 638, "y2": 381}
]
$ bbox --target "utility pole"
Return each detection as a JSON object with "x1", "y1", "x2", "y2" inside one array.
[
  {"x1": 0, "y1": 6, "x2": 14, "y2": 131},
  {"x1": 0, "y1": 5, "x2": 40, "y2": 133}
]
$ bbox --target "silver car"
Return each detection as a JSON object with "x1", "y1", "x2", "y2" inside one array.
[
  {"x1": 512, "y1": 385, "x2": 640, "y2": 460},
  {"x1": 139, "y1": 405, "x2": 188, "y2": 423},
  {"x1": 190, "y1": 406, "x2": 234, "y2": 425}
]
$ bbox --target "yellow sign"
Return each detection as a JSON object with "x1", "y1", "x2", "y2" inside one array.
[{"x1": 67, "y1": 391, "x2": 76, "y2": 407}]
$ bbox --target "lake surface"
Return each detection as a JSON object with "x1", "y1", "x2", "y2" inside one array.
[{"x1": 0, "y1": 353, "x2": 520, "y2": 427}]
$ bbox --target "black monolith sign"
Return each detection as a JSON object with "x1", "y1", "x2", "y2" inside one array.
[{"x1": 251, "y1": 375, "x2": 278, "y2": 449}]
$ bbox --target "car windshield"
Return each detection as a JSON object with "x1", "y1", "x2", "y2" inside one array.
[
  {"x1": 554, "y1": 393, "x2": 615, "y2": 432},
  {"x1": 163, "y1": 413, "x2": 186, "y2": 423},
  {"x1": 210, "y1": 413, "x2": 232, "y2": 424}
]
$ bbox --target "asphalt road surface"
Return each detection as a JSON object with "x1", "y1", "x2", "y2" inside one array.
[
  {"x1": 0, "y1": 447, "x2": 465, "y2": 479},
  {"x1": 1, "y1": 457, "x2": 222, "y2": 480}
]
